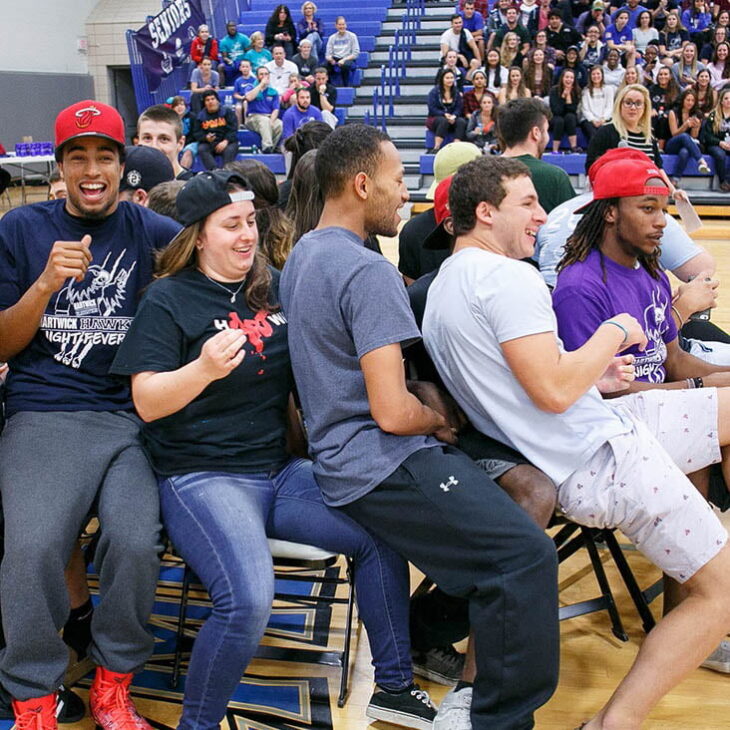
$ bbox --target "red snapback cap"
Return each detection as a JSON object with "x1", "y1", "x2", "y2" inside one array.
[
  {"x1": 54, "y1": 100, "x2": 125, "y2": 161},
  {"x1": 423, "y1": 176, "x2": 454, "y2": 250},
  {"x1": 587, "y1": 147, "x2": 653, "y2": 186}
]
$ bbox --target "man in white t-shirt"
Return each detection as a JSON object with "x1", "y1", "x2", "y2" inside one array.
[
  {"x1": 265, "y1": 45, "x2": 298, "y2": 95},
  {"x1": 440, "y1": 14, "x2": 481, "y2": 67},
  {"x1": 422, "y1": 154, "x2": 730, "y2": 730}
]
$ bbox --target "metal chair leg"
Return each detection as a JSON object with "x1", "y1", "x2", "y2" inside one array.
[{"x1": 337, "y1": 558, "x2": 356, "y2": 708}]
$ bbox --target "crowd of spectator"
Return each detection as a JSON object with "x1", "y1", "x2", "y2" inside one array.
[{"x1": 426, "y1": 0, "x2": 730, "y2": 189}]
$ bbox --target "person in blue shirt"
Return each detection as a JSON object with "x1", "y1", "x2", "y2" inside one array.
[
  {"x1": 682, "y1": 0, "x2": 713, "y2": 42},
  {"x1": 218, "y1": 21, "x2": 251, "y2": 86},
  {"x1": 604, "y1": 9, "x2": 638, "y2": 65},
  {"x1": 232, "y1": 59, "x2": 257, "y2": 126},
  {"x1": 243, "y1": 66, "x2": 283, "y2": 152},
  {"x1": 281, "y1": 87, "x2": 323, "y2": 147},
  {"x1": 611, "y1": 0, "x2": 643, "y2": 30},
  {"x1": 459, "y1": 1, "x2": 486, "y2": 59}
]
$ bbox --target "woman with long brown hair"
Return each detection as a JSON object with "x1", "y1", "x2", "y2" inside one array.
[
  {"x1": 111, "y1": 170, "x2": 431, "y2": 730},
  {"x1": 550, "y1": 67, "x2": 581, "y2": 152},
  {"x1": 666, "y1": 87, "x2": 712, "y2": 183},
  {"x1": 700, "y1": 86, "x2": 730, "y2": 190},
  {"x1": 497, "y1": 65, "x2": 531, "y2": 104},
  {"x1": 524, "y1": 47, "x2": 552, "y2": 98}
]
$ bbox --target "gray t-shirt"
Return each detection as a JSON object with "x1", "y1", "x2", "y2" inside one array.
[
  {"x1": 279, "y1": 226, "x2": 436, "y2": 506},
  {"x1": 423, "y1": 247, "x2": 631, "y2": 485}
]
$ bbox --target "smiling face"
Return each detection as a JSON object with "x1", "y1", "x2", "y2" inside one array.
[
  {"x1": 644, "y1": 45, "x2": 658, "y2": 63},
  {"x1": 198, "y1": 25, "x2": 210, "y2": 41},
  {"x1": 363, "y1": 141, "x2": 409, "y2": 238},
  {"x1": 562, "y1": 69, "x2": 575, "y2": 88},
  {"x1": 445, "y1": 50, "x2": 458, "y2": 67},
  {"x1": 587, "y1": 26, "x2": 600, "y2": 41},
  {"x1": 606, "y1": 49, "x2": 620, "y2": 68},
  {"x1": 138, "y1": 119, "x2": 184, "y2": 170},
  {"x1": 487, "y1": 49, "x2": 500, "y2": 67},
  {"x1": 299, "y1": 40, "x2": 312, "y2": 58},
  {"x1": 533, "y1": 48, "x2": 545, "y2": 65},
  {"x1": 666, "y1": 12, "x2": 678, "y2": 29},
  {"x1": 442, "y1": 70, "x2": 456, "y2": 89},
  {"x1": 452, "y1": 15, "x2": 464, "y2": 32},
  {"x1": 721, "y1": 89, "x2": 730, "y2": 113},
  {"x1": 505, "y1": 8, "x2": 518, "y2": 24},
  {"x1": 590, "y1": 65, "x2": 603, "y2": 86},
  {"x1": 303, "y1": 2, "x2": 314, "y2": 17},
  {"x1": 623, "y1": 66, "x2": 639, "y2": 84},
  {"x1": 696, "y1": 69, "x2": 710, "y2": 87},
  {"x1": 535, "y1": 30, "x2": 547, "y2": 46},
  {"x1": 197, "y1": 198, "x2": 258, "y2": 282},
  {"x1": 717, "y1": 42, "x2": 729, "y2": 61},
  {"x1": 336, "y1": 17, "x2": 347, "y2": 32},
  {"x1": 657, "y1": 66, "x2": 671, "y2": 86},
  {"x1": 682, "y1": 44, "x2": 696, "y2": 63},
  {"x1": 58, "y1": 137, "x2": 122, "y2": 221},
  {"x1": 548, "y1": 14, "x2": 561, "y2": 29},
  {"x1": 509, "y1": 67, "x2": 522, "y2": 86}
]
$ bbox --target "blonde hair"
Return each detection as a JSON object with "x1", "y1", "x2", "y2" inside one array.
[
  {"x1": 250, "y1": 30, "x2": 264, "y2": 45},
  {"x1": 613, "y1": 83, "x2": 652, "y2": 139},
  {"x1": 665, "y1": 9, "x2": 686, "y2": 31},
  {"x1": 711, "y1": 87, "x2": 730, "y2": 134},
  {"x1": 500, "y1": 32, "x2": 519, "y2": 67},
  {"x1": 677, "y1": 42, "x2": 699, "y2": 79},
  {"x1": 301, "y1": 0, "x2": 317, "y2": 13}
]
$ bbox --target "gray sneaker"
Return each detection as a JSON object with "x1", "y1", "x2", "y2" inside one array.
[
  {"x1": 433, "y1": 686, "x2": 472, "y2": 730},
  {"x1": 412, "y1": 646, "x2": 465, "y2": 686},
  {"x1": 702, "y1": 639, "x2": 730, "y2": 673}
]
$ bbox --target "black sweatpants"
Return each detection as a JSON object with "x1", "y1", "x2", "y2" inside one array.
[{"x1": 342, "y1": 445, "x2": 559, "y2": 730}]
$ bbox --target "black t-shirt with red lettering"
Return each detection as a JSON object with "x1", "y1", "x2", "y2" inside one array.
[{"x1": 111, "y1": 267, "x2": 292, "y2": 476}]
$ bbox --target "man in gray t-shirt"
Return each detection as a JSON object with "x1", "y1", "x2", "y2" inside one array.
[{"x1": 280, "y1": 124, "x2": 559, "y2": 730}]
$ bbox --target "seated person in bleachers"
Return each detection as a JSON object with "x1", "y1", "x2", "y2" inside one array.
[
  {"x1": 146, "y1": 179, "x2": 186, "y2": 221},
  {"x1": 700, "y1": 24, "x2": 728, "y2": 64},
  {"x1": 459, "y1": 1, "x2": 487, "y2": 60},
  {"x1": 281, "y1": 88, "x2": 323, "y2": 147},
  {"x1": 325, "y1": 16, "x2": 360, "y2": 86},
  {"x1": 694, "y1": 68, "x2": 716, "y2": 115},
  {"x1": 633, "y1": 10, "x2": 660, "y2": 57},
  {"x1": 309, "y1": 67, "x2": 338, "y2": 128},
  {"x1": 233, "y1": 59, "x2": 258, "y2": 126},
  {"x1": 616, "y1": 63, "x2": 641, "y2": 92},
  {"x1": 659, "y1": 11, "x2": 690, "y2": 68},
  {"x1": 604, "y1": 8, "x2": 638, "y2": 66},
  {"x1": 553, "y1": 44, "x2": 588, "y2": 86},
  {"x1": 280, "y1": 72, "x2": 309, "y2": 108},
  {"x1": 462, "y1": 69, "x2": 489, "y2": 113},
  {"x1": 466, "y1": 91, "x2": 500, "y2": 151},
  {"x1": 441, "y1": 14, "x2": 482, "y2": 69},
  {"x1": 190, "y1": 57, "x2": 220, "y2": 114},
  {"x1": 265, "y1": 45, "x2": 299, "y2": 95},
  {"x1": 586, "y1": 83, "x2": 664, "y2": 170},
  {"x1": 47, "y1": 168, "x2": 66, "y2": 200},
  {"x1": 524, "y1": 48, "x2": 554, "y2": 98},
  {"x1": 488, "y1": 0, "x2": 512, "y2": 34},
  {"x1": 194, "y1": 90, "x2": 239, "y2": 170},
  {"x1": 673, "y1": 41, "x2": 707, "y2": 87},
  {"x1": 549, "y1": 68, "x2": 582, "y2": 152},
  {"x1": 682, "y1": 0, "x2": 712, "y2": 45},
  {"x1": 580, "y1": 24, "x2": 607, "y2": 67},
  {"x1": 576, "y1": 0, "x2": 607, "y2": 37},
  {"x1": 500, "y1": 32, "x2": 526, "y2": 71},
  {"x1": 666, "y1": 87, "x2": 713, "y2": 182},
  {"x1": 499, "y1": 97, "x2": 576, "y2": 212},
  {"x1": 546, "y1": 10, "x2": 584, "y2": 62},
  {"x1": 519, "y1": 0, "x2": 540, "y2": 37},
  {"x1": 118, "y1": 145, "x2": 175, "y2": 207},
  {"x1": 111, "y1": 170, "x2": 436, "y2": 730},
  {"x1": 700, "y1": 87, "x2": 730, "y2": 192},
  {"x1": 291, "y1": 38, "x2": 318, "y2": 82},
  {"x1": 426, "y1": 69, "x2": 468, "y2": 153},
  {"x1": 218, "y1": 21, "x2": 251, "y2": 86},
  {"x1": 137, "y1": 103, "x2": 194, "y2": 181},
  {"x1": 497, "y1": 65, "x2": 532, "y2": 104},
  {"x1": 191, "y1": 24, "x2": 219, "y2": 67},
  {"x1": 297, "y1": 1, "x2": 325, "y2": 61},
  {"x1": 422, "y1": 150, "x2": 730, "y2": 730},
  {"x1": 648, "y1": 65, "x2": 680, "y2": 144},
  {"x1": 640, "y1": 43, "x2": 662, "y2": 85},
  {"x1": 478, "y1": 48, "x2": 509, "y2": 93},
  {"x1": 265, "y1": 4, "x2": 297, "y2": 58},
  {"x1": 244, "y1": 66, "x2": 283, "y2": 153},
  {"x1": 602, "y1": 47, "x2": 626, "y2": 86},
  {"x1": 438, "y1": 50, "x2": 468, "y2": 91},
  {"x1": 580, "y1": 64, "x2": 616, "y2": 143},
  {"x1": 243, "y1": 31, "x2": 273, "y2": 71},
  {"x1": 488, "y1": 7, "x2": 530, "y2": 55}
]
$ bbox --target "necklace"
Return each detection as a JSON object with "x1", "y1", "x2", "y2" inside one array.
[{"x1": 202, "y1": 272, "x2": 246, "y2": 303}]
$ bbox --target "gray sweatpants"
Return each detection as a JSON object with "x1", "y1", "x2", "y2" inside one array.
[{"x1": 0, "y1": 410, "x2": 162, "y2": 700}]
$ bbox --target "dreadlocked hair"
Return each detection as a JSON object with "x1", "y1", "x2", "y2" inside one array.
[{"x1": 557, "y1": 198, "x2": 662, "y2": 282}]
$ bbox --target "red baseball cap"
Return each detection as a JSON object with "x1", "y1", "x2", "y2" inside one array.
[
  {"x1": 576, "y1": 157, "x2": 669, "y2": 212},
  {"x1": 54, "y1": 100, "x2": 126, "y2": 162},
  {"x1": 587, "y1": 147, "x2": 653, "y2": 187},
  {"x1": 423, "y1": 176, "x2": 454, "y2": 250}
]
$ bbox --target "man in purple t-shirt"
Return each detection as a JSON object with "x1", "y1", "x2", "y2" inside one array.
[{"x1": 280, "y1": 87, "x2": 323, "y2": 147}]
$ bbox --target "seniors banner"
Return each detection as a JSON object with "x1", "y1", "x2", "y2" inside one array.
[{"x1": 133, "y1": 0, "x2": 206, "y2": 92}]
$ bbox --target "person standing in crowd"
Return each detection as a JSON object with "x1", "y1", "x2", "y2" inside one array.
[
  {"x1": 550, "y1": 68, "x2": 582, "y2": 152},
  {"x1": 0, "y1": 100, "x2": 180, "y2": 730},
  {"x1": 325, "y1": 17, "x2": 360, "y2": 86},
  {"x1": 194, "y1": 90, "x2": 238, "y2": 170},
  {"x1": 280, "y1": 123, "x2": 560, "y2": 730},
  {"x1": 137, "y1": 104, "x2": 194, "y2": 180},
  {"x1": 498, "y1": 97, "x2": 576, "y2": 213},
  {"x1": 265, "y1": 4, "x2": 297, "y2": 58},
  {"x1": 111, "y1": 169, "x2": 436, "y2": 730},
  {"x1": 297, "y1": 1, "x2": 324, "y2": 60},
  {"x1": 218, "y1": 21, "x2": 251, "y2": 86},
  {"x1": 580, "y1": 65, "x2": 615, "y2": 143},
  {"x1": 243, "y1": 67, "x2": 283, "y2": 153},
  {"x1": 426, "y1": 69, "x2": 467, "y2": 153},
  {"x1": 701, "y1": 86, "x2": 730, "y2": 191}
]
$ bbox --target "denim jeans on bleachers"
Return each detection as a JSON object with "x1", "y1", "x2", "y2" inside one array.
[
  {"x1": 706, "y1": 145, "x2": 728, "y2": 183},
  {"x1": 160, "y1": 457, "x2": 413, "y2": 730},
  {"x1": 302, "y1": 30, "x2": 323, "y2": 60},
  {"x1": 665, "y1": 132, "x2": 702, "y2": 177}
]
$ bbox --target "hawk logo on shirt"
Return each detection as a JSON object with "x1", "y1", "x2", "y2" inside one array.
[{"x1": 74, "y1": 106, "x2": 102, "y2": 129}]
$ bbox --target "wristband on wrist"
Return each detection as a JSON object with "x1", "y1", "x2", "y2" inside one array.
[
  {"x1": 693, "y1": 376, "x2": 704, "y2": 389},
  {"x1": 601, "y1": 319, "x2": 628, "y2": 344},
  {"x1": 686, "y1": 377, "x2": 695, "y2": 389},
  {"x1": 671, "y1": 305, "x2": 684, "y2": 328}
]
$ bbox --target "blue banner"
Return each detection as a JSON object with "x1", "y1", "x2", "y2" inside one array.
[{"x1": 133, "y1": 0, "x2": 206, "y2": 92}]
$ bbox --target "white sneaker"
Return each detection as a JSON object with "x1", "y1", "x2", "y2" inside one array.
[
  {"x1": 433, "y1": 686, "x2": 472, "y2": 730},
  {"x1": 702, "y1": 639, "x2": 730, "y2": 673},
  {"x1": 698, "y1": 158, "x2": 712, "y2": 174}
]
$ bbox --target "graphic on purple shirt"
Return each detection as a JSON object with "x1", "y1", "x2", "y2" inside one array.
[{"x1": 552, "y1": 249, "x2": 678, "y2": 384}]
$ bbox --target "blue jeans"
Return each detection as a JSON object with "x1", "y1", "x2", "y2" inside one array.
[
  {"x1": 302, "y1": 31, "x2": 323, "y2": 60},
  {"x1": 160, "y1": 458, "x2": 412, "y2": 730},
  {"x1": 707, "y1": 145, "x2": 728, "y2": 183},
  {"x1": 665, "y1": 132, "x2": 702, "y2": 177}
]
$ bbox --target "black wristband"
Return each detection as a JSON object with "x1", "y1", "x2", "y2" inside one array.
[{"x1": 692, "y1": 376, "x2": 704, "y2": 389}]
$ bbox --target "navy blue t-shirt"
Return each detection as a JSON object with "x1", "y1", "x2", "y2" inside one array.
[{"x1": 0, "y1": 200, "x2": 181, "y2": 415}]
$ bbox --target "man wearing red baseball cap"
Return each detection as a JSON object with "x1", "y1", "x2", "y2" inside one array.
[
  {"x1": 0, "y1": 100, "x2": 180, "y2": 730},
  {"x1": 423, "y1": 153, "x2": 730, "y2": 728}
]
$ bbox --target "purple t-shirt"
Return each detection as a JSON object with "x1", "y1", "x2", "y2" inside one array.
[{"x1": 552, "y1": 249, "x2": 677, "y2": 384}]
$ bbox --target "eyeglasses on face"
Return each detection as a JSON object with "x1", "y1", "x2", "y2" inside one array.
[{"x1": 622, "y1": 99, "x2": 644, "y2": 108}]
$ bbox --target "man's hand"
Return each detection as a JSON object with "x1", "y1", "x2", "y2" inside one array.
[
  {"x1": 674, "y1": 270, "x2": 718, "y2": 316},
  {"x1": 214, "y1": 140, "x2": 228, "y2": 153},
  {"x1": 596, "y1": 354, "x2": 635, "y2": 394},
  {"x1": 407, "y1": 380, "x2": 467, "y2": 444},
  {"x1": 37, "y1": 235, "x2": 92, "y2": 294},
  {"x1": 197, "y1": 329, "x2": 246, "y2": 381}
]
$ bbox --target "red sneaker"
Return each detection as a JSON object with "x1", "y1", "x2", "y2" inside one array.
[
  {"x1": 89, "y1": 667, "x2": 151, "y2": 730},
  {"x1": 12, "y1": 694, "x2": 58, "y2": 730}
]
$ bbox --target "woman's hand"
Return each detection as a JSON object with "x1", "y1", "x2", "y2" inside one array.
[{"x1": 198, "y1": 329, "x2": 247, "y2": 381}]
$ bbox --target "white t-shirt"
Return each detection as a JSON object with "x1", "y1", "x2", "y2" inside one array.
[
  {"x1": 265, "y1": 59, "x2": 298, "y2": 94},
  {"x1": 423, "y1": 247, "x2": 631, "y2": 485},
  {"x1": 534, "y1": 192, "x2": 705, "y2": 287},
  {"x1": 440, "y1": 27, "x2": 473, "y2": 53}
]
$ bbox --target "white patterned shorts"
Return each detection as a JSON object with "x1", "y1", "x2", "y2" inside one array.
[{"x1": 558, "y1": 388, "x2": 728, "y2": 583}]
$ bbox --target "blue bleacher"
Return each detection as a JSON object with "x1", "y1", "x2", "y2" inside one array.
[{"x1": 192, "y1": 152, "x2": 287, "y2": 174}]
